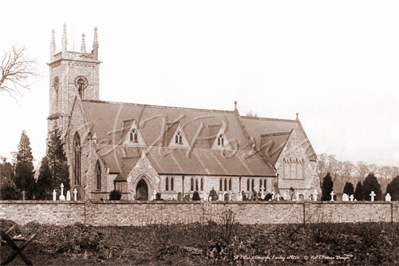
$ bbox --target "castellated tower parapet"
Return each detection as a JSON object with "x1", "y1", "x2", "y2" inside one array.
[{"x1": 47, "y1": 24, "x2": 102, "y2": 137}]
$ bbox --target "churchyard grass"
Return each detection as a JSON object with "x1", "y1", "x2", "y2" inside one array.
[{"x1": 1, "y1": 217, "x2": 399, "y2": 265}]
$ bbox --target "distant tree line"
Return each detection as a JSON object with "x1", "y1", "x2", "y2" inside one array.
[
  {"x1": 0, "y1": 129, "x2": 69, "y2": 200},
  {"x1": 318, "y1": 154, "x2": 399, "y2": 201}
]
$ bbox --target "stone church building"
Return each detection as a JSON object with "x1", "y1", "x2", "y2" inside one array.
[{"x1": 48, "y1": 25, "x2": 320, "y2": 201}]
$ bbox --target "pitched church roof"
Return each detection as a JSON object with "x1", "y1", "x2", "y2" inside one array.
[{"x1": 75, "y1": 99, "x2": 315, "y2": 178}]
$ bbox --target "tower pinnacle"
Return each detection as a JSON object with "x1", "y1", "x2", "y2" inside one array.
[
  {"x1": 92, "y1": 27, "x2": 99, "y2": 60},
  {"x1": 80, "y1": 33, "x2": 86, "y2": 53},
  {"x1": 50, "y1": 29, "x2": 56, "y2": 60},
  {"x1": 62, "y1": 23, "x2": 68, "y2": 57}
]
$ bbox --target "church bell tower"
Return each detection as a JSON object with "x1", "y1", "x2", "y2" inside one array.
[{"x1": 47, "y1": 24, "x2": 101, "y2": 136}]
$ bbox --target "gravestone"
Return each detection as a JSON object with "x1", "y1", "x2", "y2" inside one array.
[
  {"x1": 73, "y1": 189, "x2": 78, "y2": 201},
  {"x1": 336, "y1": 193, "x2": 343, "y2": 202},
  {"x1": 350, "y1": 194, "x2": 354, "y2": 201},
  {"x1": 224, "y1": 193, "x2": 229, "y2": 201},
  {"x1": 53, "y1": 189, "x2": 57, "y2": 201},
  {"x1": 232, "y1": 193, "x2": 237, "y2": 201},
  {"x1": 66, "y1": 191, "x2": 71, "y2": 201},
  {"x1": 177, "y1": 192, "x2": 182, "y2": 201},
  {"x1": 298, "y1": 194, "x2": 304, "y2": 202},
  {"x1": 152, "y1": 190, "x2": 157, "y2": 201},
  {"x1": 252, "y1": 190, "x2": 257, "y2": 201},
  {"x1": 385, "y1": 193, "x2": 391, "y2": 201},
  {"x1": 283, "y1": 192, "x2": 289, "y2": 201},
  {"x1": 241, "y1": 191, "x2": 247, "y2": 201},
  {"x1": 370, "y1": 191, "x2": 376, "y2": 201},
  {"x1": 342, "y1": 193, "x2": 349, "y2": 201},
  {"x1": 330, "y1": 191, "x2": 335, "y2": 201},
  {"x1": 276, "y1": 194, "x2": 281, "y2": 201},
  {"x1": 313, "y1": 190, "x2": 318, "y2": 201},
  {"x1": 59, "y1": 183, "x2": 65, "y2": 201}
]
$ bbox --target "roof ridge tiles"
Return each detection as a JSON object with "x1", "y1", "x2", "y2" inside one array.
[
  {"x1": 260, "y1": 132, "x2": 292, "y2": 137},
  {"x1": 241, "y1": 116, "x2": 297, "y2": 122},
  {"x1": 82, "y1": 99, "x2": 235, "y2": 114}
]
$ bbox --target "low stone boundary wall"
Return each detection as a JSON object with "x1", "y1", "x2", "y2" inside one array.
[{"x1": 1, "y1": 201, "x2": 398, "y2": 226}]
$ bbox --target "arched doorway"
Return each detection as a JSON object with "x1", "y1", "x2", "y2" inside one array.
[{"x1": 136, "y1": 179, "x2": 148, "y2": 200}]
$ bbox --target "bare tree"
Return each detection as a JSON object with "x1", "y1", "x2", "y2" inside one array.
[
  {"x1": 0, "y1": 45, "x2": 39, "y2": 98},
  {"x1": 356, "y1": 161, "x2": 369, "y2": 183},
  {"x1": 342, "y1": 161, "x2": 355, "y2": 183},
  {"x1": 245, "y1": 111, "x2": 258, "y2": 117},
  {"x1": 368, "y1": 164, "x2": 379, "y2": 177},
  {"x1": 317, "y1": 153, "x2": 329, "y2": 185}
]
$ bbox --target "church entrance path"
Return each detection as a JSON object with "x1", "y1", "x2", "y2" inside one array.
[{"x1": 136, "y1": 179, "x2": 148, "y2": 200}]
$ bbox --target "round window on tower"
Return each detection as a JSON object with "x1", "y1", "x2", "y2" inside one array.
[{"x1": 74, "y1": 76, "x2": 88, "y2": 99}]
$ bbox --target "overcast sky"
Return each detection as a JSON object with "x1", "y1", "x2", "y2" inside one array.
[{"x1": 1, "y1": 0, "x2": 398, "y2": 168}]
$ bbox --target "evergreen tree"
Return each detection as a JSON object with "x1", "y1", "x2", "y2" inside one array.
[
  {"x1": 343, "y1": 182, "x2": 355, "y2": 195},
  {"x1": 386, "y1": 175, "x2": 399, "y2": 200},
  {"x1": 354, "y1": 181, "x2": 364, "y2": 201},
  {"x1": 36, "y1": 157, "x2": 53, "y2": 200},
  {"x1": 14, "y1": 130, "x2": 35, "y2": 199},
  {"x1": 47, "y1": 129, "x2": 70, "y2": 192},
  {"x1": 321, "y1": 173, "x2": 333, "y2": 201},
  {"x1": 363, "y1": 173, "x2": 382, "y2": 201}
]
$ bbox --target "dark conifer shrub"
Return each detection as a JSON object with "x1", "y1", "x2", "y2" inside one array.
[
  {"x1": 109, "y1": 189, "x2": 122, "y2": 200},
  {"x1": 386, "y1": 176, "x2": 399, "y2": 200},
  {"x1": 343, "y1": 182, "x2": 355, "y2": 195},
  {"x1": 354, "y1": 181, "x2": 364, "y2": 201},
  {"x1": 363, "y1": 173, "x2": 382, "y2": 201},
  {"x1": 321, "y1": 173, "x2": 333, "y2": 201}
]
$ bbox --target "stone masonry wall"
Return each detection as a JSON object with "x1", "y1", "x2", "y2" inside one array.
[
  {"x1": 1, "y1": 201, "x2": 398, "y2": 226},
  {"x1": 2, "y1": 201, "x2": 399, "y2": 226}
]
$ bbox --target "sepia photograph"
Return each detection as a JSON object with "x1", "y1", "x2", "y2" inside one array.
[{"x1": 1, "y1": 0, "x2": 398, "y2": 265}]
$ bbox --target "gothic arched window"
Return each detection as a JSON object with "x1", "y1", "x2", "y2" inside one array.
[
  {"x1": 247, "y1": 179, "x2": 250, "y2": 191},
  {"x1": 200, "y1": 178, "x2": 203, "y2": 191},
  {"x1": 195, "y1": 178, "x2": 199, "y2": 191},
  {"x1": 220, "y1": 178, "x2": 222, "y2": 191},
  {"x1": 264, "y1": 179, "x2": 267, "y2": 191},
  {"x1": 166, "y1": 176, "x2": 169, "y2": 191},
  {"x1": 229, "y1": 178, "x2": 232, "y2": 191},
  {"x1": 130, "y1": 129, "x2": 138, "y2": 143},
  {"x1": 73, "y1": 132, "x2": 81, "y2": 186},
  {"x1": 175, "y1": 132, "x2": 183, "y2": 144},
  {"x1": 224, "y1": 178, "x2": 227, "y2": 191},
  {"x1": 259, "y1": 179, "x2": 262, "y2": 189},
  {"x1": 96, "y1": 160, "x2": 101, "y2": 190},
  {"x1": 171, "y1": 177, "x2": 174, "y2": 191},
  {"x1": 251, "y1": 179, "x2": 254, "y2": 191},
  {"x1": 74, "y1": 76, "x2": 88, "y2": 99}
]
